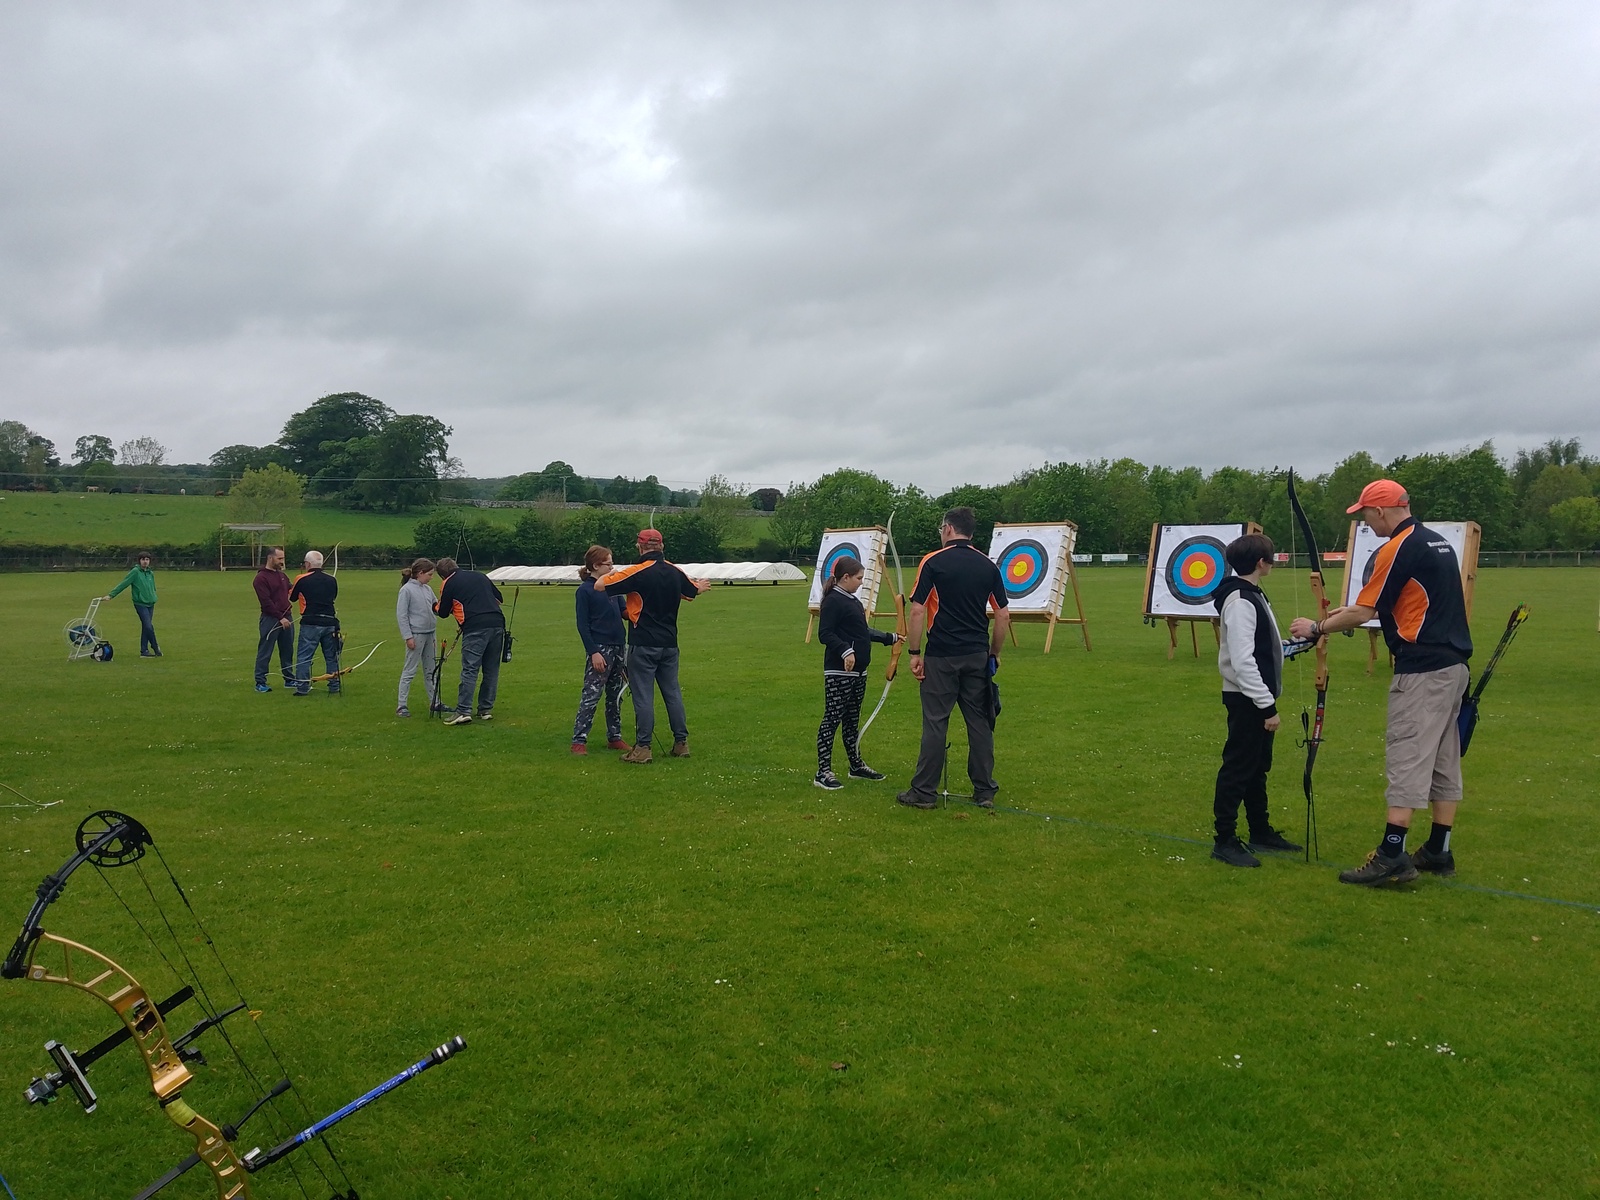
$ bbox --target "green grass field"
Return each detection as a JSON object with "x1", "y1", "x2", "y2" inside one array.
[
  {"x1": 0, "y1": 492, "x2": 771, "y2": 553},
  {"x1": 2, "y1": 566, "x2": 1597, "y2": 1198}
]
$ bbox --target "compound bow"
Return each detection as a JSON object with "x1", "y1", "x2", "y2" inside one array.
[
  {"x1": 858, "y1": 512, "x2": 908, "y2": 742},
  {"x1": 4, "y1": 810, "x2": 463, "y2": 1199},
  {"x1": 1285, "y1": 470, "x2": 1328, "y2": 861}
]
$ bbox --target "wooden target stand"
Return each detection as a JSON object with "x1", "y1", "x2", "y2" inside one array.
[
  {"x1": 1346, "y1": 519, "x2": 1481, "y2": 675},
  {"x1": 990, "y1": 523, "x2": 1091, "y2": 653},
  {"x1": 804, "y1": 526, "x2": 897, "y2": 642},
  {"x1": 1143, "y1": 522, "x2": 1261, "y2": 659}
]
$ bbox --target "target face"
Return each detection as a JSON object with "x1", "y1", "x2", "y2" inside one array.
[
  {"x1": 998, "y1": 539, "x2": 1050, "y2": 600},
  {"x1": 1165, "y1": 536, "x2": 1228, "y2": 606},
  {"x1": 821, "y1": 541, "x2": 864, "y2": 586}
]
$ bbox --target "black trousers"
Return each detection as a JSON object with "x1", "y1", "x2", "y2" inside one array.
[
  {"x1": 908, "y1": 652, "x2": 997, "y2": 802},
  {"x1": 1214, "y1": 691, "x2": 1275, "y2": 841},
  {"x1": 255, "y1": 615, "x2": 293, "y2": 686}
]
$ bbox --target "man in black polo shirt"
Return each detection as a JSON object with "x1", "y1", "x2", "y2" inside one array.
[
  {"x1": 1289, "y1": 479, "x2": 1473, "y2": 886},
  {"x1": 898, "y1": 507, "x2": 1011, "y2": 810},
  {"x1": 596, "y1": 528, "x2": 710, "y2": 764},
  {"x1": 289, "y1": 549, "x2": 340, "y2": 696},
  {"x1": 435, "y1": 556, "x2": 506, "y2": 726}
]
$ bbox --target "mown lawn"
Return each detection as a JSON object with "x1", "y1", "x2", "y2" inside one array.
[{"x1": 1, "y1": 566, "x2": 1596, "y2": 1198}]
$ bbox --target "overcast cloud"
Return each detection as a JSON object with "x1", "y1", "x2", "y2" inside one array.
[{"x1": 2, "y1": 1, "x2": 1596, "y2": 491}]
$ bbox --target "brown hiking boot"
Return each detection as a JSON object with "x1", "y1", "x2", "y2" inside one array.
[
  {"x1": 670, "y1": 741, "x2": 690, "y2": 758},
  {"x1": 620, "y1": 744, "x2": 653, "y2": 764}
]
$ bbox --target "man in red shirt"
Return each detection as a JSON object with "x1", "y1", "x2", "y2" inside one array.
[{"x1": 252, "y1": 546, "x2": 293, "y2": 692}]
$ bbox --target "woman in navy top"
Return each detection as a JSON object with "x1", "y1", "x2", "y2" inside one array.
[{"x1": 572, "y1": 544, "x2": 629, "y2": 753}]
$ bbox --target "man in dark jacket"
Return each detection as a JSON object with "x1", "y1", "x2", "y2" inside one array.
[
  {"x1": 898, "y1": 508, "x2": 1010, "y2": 810},
  {"x1": 252, "y1": 546, "x2": 294, "y2": 692},
  {"x1": 595, "y1": 528, "x2": 709, "y2": 763},
  {"x1": 289, "y1": 550, "x2": 340, "y2": 695},
  {"x1": 435, "y1": 557, "x2": 505, "y2": 725}
]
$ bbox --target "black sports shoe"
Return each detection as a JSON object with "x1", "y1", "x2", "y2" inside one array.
[
  {"x1": 848, "y1": 765, "x2": 886, "y2": 781},
  {"x1": 1248, "y1": 828, "x2": 1304, "y2": 854},
  {"x1": 973, "y1": 794, "x2": 996, "y2": 810},
  {"x1": 1339, "y1": 850, "x2": 1421, "y2": 887},
  {"x1": 1410, "y1": 844, "x2": 1456, "y2": 877},
  {"x1": 814, "y1": 771, "x2": 843, "y2": 791},
  {"x1": 896, "y1": 791, "x2": 937, "y2": 810},
  {"x1": 1211, "y1": 838, "x2": 1261, "y2": 868}
]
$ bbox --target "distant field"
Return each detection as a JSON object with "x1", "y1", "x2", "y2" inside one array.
[
  {"x1": 0, "y1": 493, "x2": 771, "y2": 550},
  {"x1": 0, "y1": 492, "x2": 462, "y2": 546}
]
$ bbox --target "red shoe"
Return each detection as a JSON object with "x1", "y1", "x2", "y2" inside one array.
[
  {"x1": 570, "y1": 742, "x2": 588, "y2": 755},
  {"x1": 607, "y1": 739, "x2": 629, "y2": 751}
]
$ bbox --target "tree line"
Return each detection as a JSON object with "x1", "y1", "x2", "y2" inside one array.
[{"x1": 768, "y1": 441, "x2": 1600, "y2": 559}]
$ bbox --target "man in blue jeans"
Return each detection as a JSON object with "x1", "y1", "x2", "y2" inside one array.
[
  {"x1": 289, "y1": 550, "x2": 341, "y2": 695},
  {"x1": 252, "y1": 546, "x2": 294, "y2": 691},
  {"x1": 105, "y1": 552, "x2": 160, "y2": 656},
  {"x1": 434, "y1": 556, "x2": 505, "y2": 725},
  {"x1": 595, "y1": 528, "x2": 710, "y2": 763}
]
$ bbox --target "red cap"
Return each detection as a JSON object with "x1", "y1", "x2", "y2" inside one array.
[
  {"x1": 1346, "y1": 479, "x2": 1410, "y2": 513},
  {"x1": 637, "y1": 528, "x2": 664, "y2": 549}
]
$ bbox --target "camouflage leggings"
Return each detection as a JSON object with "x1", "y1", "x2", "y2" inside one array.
[{"x1": 573, "y1": 645, "x2": 626, "y2": 744}]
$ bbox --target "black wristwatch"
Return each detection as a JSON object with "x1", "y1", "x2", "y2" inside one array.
[{"x1": 909, "y1": 647, "x2": 922, "y2": 655}]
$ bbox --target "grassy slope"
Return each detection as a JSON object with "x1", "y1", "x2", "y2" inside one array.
[
  {"x1": 1, "y1": 567, "x2": 1597, "y2": 1198},
  {"x1": 0, "y1": 493, "x2": 771, "y2": 551}
]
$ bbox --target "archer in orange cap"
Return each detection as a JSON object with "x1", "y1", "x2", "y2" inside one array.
[{"x1": 1345, "y1": 479, "x2": 1409, "y2": 515}]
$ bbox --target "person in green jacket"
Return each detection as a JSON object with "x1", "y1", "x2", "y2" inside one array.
[{"x1": 106, "y1": 552, "x2": 161, "y2": 657}]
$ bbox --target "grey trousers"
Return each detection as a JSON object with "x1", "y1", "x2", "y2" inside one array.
[
  {"x1": 456, "y1": 627, "x2": 504, "y2": 715},
  {"x1": 398, "y1": 631, "x2": 438, "y2": 711},
  {"x1": 627, "y1": 644, "x2": 687, "y2": 749},
  {"x1": 907, "y1": 651, "x2": 997, "y2": 802}
]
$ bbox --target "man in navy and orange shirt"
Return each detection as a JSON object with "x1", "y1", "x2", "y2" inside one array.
[
  {"x1": 898, "y1": 506, "x2": 1011, "y2": 810},
  {"x1": 435, "y1": 556, "x2": 506, "y2": 725},
  {"x1": 288, "y1": 549, "x2": 341, "y2": 696},
  {"x1": 1290, "y1": 479, "x2": 1473, "y2": 886},
  {"x1": 595, "y1": 528, "x2": 709, "y2": 763}
]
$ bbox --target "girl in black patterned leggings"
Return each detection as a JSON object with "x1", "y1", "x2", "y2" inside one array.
[{"x1": 815, "y1": 556, "x2": 900, "y2": 790}]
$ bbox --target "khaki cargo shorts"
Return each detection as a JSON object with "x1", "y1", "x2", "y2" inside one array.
[{"x1": 1385, "y1": 663, "x2": 1470, "y2": 808}]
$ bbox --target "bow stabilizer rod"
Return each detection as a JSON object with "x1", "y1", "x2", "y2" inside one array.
[{"x1": 245, "y1": 1037, "x2": 467, "y2": 1174}]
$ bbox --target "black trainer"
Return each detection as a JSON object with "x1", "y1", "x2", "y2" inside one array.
[
  {"x1": 973, "y1": 794, "x2": 996, "y2": 810},
  {"x1": 813, "y1": 771, "x2": 843, "y2": 791},
  {"x1": 1248, "y1": 828, "x2": 1304, "y2": 854},
  {"x1": 896, "y1": 791, "x2": 937, "y2": 810},
  {"x1": 1211, "y1": 838, "x2": 1261, "y2": 868},
  {"x1": 848, "y1": 765, "x2": 886, "y2": 781},
  {"x1": 1410, "y1": 844, "x2": 1456, "y2": 877},
  {"x1": 1338, "y1": 850, "x2": 1421, "y2": 886}
]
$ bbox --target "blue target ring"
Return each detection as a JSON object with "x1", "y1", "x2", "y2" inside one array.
[
  {"x1": 998, "y1": 538, "x2": 1049, "y2": 600},
  {"x1": 821, "y1": 541, "x2": 864, "y2": 586},
  {"x1": 1166, "y1": 536, "x2": 1229, "y2": 605}
]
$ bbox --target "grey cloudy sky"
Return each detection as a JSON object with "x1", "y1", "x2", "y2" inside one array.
[{"x1": 2, "y1": 1, "x2": 1596, "y2": 491}]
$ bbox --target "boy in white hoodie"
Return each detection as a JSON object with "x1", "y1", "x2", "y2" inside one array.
[{"x1": 1211, "y1": 533, "x2": 1303, "y2": 868}]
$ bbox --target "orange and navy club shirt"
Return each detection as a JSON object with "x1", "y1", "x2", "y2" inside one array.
[
  {"x1": 288, "y1": 569, "x2": 338, "y2": 626},
  {"x1": 596, "y1": 552, "x2": 699, "y2": 648},
  {"x1": 1356, "y1": 518, "x2": 1472, "y2": 673},
  {"x1": 909, "y1": 539, "x2": 1007, "y2": 657}
]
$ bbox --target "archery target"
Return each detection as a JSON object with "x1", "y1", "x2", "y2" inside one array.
[
  {"x1": 1144, "y1": 524, "x2": 1254, "y2": 618},
  {"x1": 998, "y1": 538, "x2": 1049, "y2": 600},
  {"x1": 985, "y1": 524, "x2": 1076, "y2": 615},
  {"x1": 807, "y1": 527, "x2": 890, "y2": 616},
  {"x1": 1165, "y1": 536, "x2": 1228, "y2": 606},
  {"x1": 821, "y1": 540, "x2": 864, "y2": 586}
]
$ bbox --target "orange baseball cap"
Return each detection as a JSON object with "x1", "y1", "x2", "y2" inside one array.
[{"x1": 1346, "y1": 479, "x2": 1410, "y2": 513}]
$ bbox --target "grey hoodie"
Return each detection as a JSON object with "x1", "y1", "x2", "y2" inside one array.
[{"x1": 396, "y1": 578, "x2": 438, "y2": 639}]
